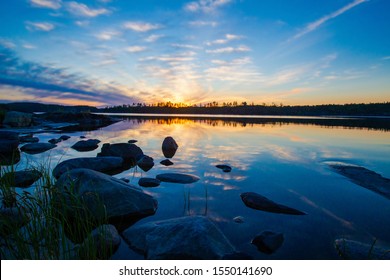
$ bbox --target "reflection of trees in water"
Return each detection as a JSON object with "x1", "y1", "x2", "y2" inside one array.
[{"x1": 122, "y1": 116, "x2": 390, "y2": 132}]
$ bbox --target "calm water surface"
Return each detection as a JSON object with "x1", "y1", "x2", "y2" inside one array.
[{"x1": 13, "y1": 116, "x2": 390, "y2": 259}]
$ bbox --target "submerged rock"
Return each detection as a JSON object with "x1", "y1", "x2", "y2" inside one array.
[
  {"x1": 329, "y1": 163, "x2": 390, "y2": 200},
  {"x1": 160, "y1": 159, "x2": 174, "y2": 166},
  {"x1": 1, "y1": 169, "x2": 42, "y2": 188},
  {"x1": 240, "y1": 192, "x2": 306, "y2": 215},
  {"x1": 156, "y1": 173, "x2": 200, "y2": 184},
  {"x1": 71, "y1": 139, "x2": 101, "y2": 152},
  {"x1": 122, "y1": 216, "x2": 236, "y2": 259},
  {"x1": 334, "y1": 239, "x2": 390, "y2": 260},
  {"x1": 98, "y1": 143, "x2": 144, "y2": 165},
  {"x1": 162, "y1": 136, "x2": 178, "y2": 158},
  {"x1": 216, "y1": 164, "x2": 232, "y2": 173},
  {"x1": 251, "y1": 231, "x2": 284, "y2": 254},
  {"x1": 52, "y1": 156, "x2": 124, "y2": 179},
  {"x1": 138, "y1": 178, "x2": 161, "y2": 188},
  {"x1": 20, "y1": 143, "x2": 56, "y2": 154}
]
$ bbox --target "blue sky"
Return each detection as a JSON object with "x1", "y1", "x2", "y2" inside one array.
[{"x1": 0, "y1": 0, "x2": 389, "y2": 106}]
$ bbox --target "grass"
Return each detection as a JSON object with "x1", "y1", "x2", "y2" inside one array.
[{"x1": 0, "y1": 163, "x2": 116, "y2": 260}]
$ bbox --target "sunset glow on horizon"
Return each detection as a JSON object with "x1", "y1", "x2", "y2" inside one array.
[{"x1": 0, "y1": 0, "x2": 389, "y2": 107}]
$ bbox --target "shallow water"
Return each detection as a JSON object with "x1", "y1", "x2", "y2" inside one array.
[{"x1": 5, "y1": 116, "x2": 390, "y2": 259}]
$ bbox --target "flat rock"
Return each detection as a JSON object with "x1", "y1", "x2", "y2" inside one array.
[
  {"x1": 240, "y1": 192, "x2": 306, "y2": 215},
  {"x1": 128, "y1": 139, "x2": 138, "y2": 144},
  {"x1": 122, "y1": 216, "x2": 236, "y2": 259},
  {"x1": 137, "y1": 155, "x2": 154, "y2": 172},
  {"x1": 162, "y1": 136, "x2": 178, "y2": 158},
  {"x1": 329, "y1": 163, "x2": 390, "y2": 200},
  {"x1": 216, "y1": 164, "x2": 232, "y2": 173},
  {"x1": 55, "y1": 169, "x2": 157, "y2": 235},
  {"x1": 251, "y1": 231, "x2": 284, "y2": 254},
  {"x1": 138, "y1": 178, "x2": 161, "y2": 188},
  {"x1": 20, "y1": 143, "x2": 56, "y2": 154},
  {"x1": 1, "y1": 169, "x2": 42, "y2": 188},
  {"x1": 160, "y1": 159, "x2": 174, "y2": 166},
  {"x1": 71, "y1": 139, "x2": 101, "y2": 152},
  {"x1": 52, "y1": 156, "x2": 124, "y2": 179},
  {"x1": 334, "y1": 239, "x2": 390, "y2": 260},
  {"x1": 98, "y1": 143, "x2": 144, "y2": 165},
  {"x1": 156, "y1": 173, "x2": 200, "y2": 184}
]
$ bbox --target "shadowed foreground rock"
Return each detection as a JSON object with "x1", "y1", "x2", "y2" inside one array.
[
  {"x1": 329, "y1": 163, "x2": 390, "y2": 200},
  {"x1": 334, "y1": 239, "x2": 390, "y2": 260},
  {"x1": 52, "y1": 157, "x2": 124, "y2": 179},
  {"x1": 122, "y1": 216, "x2": 236, "y2": 259},
  {"x1": 1, "y1": 169, "x2": 42, "y2": 188},
  {"x1": 0, "y1": 131, "x2": 20, "y2": 165},
  {"x1": 240, "y1": 192, "x2": 306, "y2": 215},
  {"x1": 251, "y1": 231, "x2": 284, "y2": 254}
]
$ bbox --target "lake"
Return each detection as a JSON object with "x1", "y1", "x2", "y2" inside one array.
[{"x1": 12, "y1": 115, "x2": 390, "y2": 259}]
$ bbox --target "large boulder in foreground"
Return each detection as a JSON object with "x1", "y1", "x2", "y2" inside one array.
[
  {"x1": 52, "y1": 157, "x2": 124, "y2": 179},
  {"x1": 162, "y1": 136, "x2": 178, "y2": 158},
  {"x1": 98, "y1": 143, "x2": 144, "y2": 165},
  {"x1": 0, "y1": 169, "x2": 42, "y2": 188},
  {"x1": 3, "y1": 111, "x2": 32, "y2": 127},
  {"x1": 54, "y1": 169, "x2": 157, "y2": 236},
  {"x1": 240, "y1": 192, "x2": 306, "y2": 215},
  {"x1": 20, "y1": 143, "x2": 56, "y2": 154},
  {"x1": 122, "y1": 216, "x2": 236, "y2": 259},
  {"x1": 334, "y1": 239, "x2": 390, "y2": 260}
]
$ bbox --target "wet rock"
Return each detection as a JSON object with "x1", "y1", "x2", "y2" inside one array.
[
  {"x1": 19, "y1": 135, "x2": 39, "y2": 143},
  {"x1": 251, "y1": 231, "x2": 284, "y2": 254},
  {"x1": 334, "y1": 239, "x2": 390, "y2": 260},
  {"x1": 162, "y1": 136, "x2": 178, "y2": 158},
  {"x1": 160, "y1": 159, "x2": 174, "y2": 166},
  {"x1": 71, "y1": 139, "x2": 100, "y2": 152},
  {"x1": 80, "y1": 135, "x2": 86, "y2": 139},
  {"x1": 240, "y1": 192, "x2": 306, "y2": 215},
  {"x1": 77, "y1": 224, "x2": 121, "y2": 260},
  {"x1": 156, "y1": 173, "x2": 200, "y2": 184},
  {"x1": 329, "y1": 163, "x2": 390, "y2": 200},
  {"x1": 98, "y1": 143, "x2": 144, "y2": 165},
  {"x1": 0, "y1": 131, "x2": 19, "y2": 154},
  {"x1": 122, "y1": 216, "x2": 236, "y2": 259},
  {"x1": 0, "y1": 207, "x2": 31, "y2": 236},
  {"x1": 233, "y1": 216, "x2": 244, "y2": 223},
  {"x1": 3, "y1": 111, "x2": 32, "y2": 127},
  {"x1": 59, "y1": 135, "x2": 71, "y2": 141},
  {"x1": 137, "y1": 155, "x2": 154, "y2": 172},
  {"x1": 55, "y1": 169, "x2": 157, "y2": 237},
  {"x1": 216, "y1": 164, "x2": 232, "y2": 173},
  {"x1": 49, "y1": 138, "x2": 62, "y2": 144},
  {"x1": 52, "y1": 157, "x2": 124, "y2": 179},
  {"x1": 128, "y1": 139, "x2": 138, "y2": 144},
  {"x1": 20, "y1": 143, "x2": 56, "y2": 154},
  {"x1": 1, "y1": 169, "x2": 42, "y2": 188},
  {"x1": 138, "y1": 178, "x2": 161, "y2": 188}
]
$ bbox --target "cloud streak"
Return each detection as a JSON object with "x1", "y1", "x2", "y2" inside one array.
[
  {"x1": 206, "y1": 45, "x2": 250, "y2": 54},
  {"x1": 185, "y1": 0, "x2": 232, "y2": 13},
  {"x1": 123, "y1": 21, "x2": 163, "y2": 32},
  {"x1": 29, "y1": 0, "x2": 62, "y2": 10},
  {"x1": 25, "y1": 21, "x2": 55, "y2": 32},
  {"x1": 291, "y1": 0, "x2": 367, "y2": 41},
  {"x1": 66, "y1": 1, "x2": 111, "y2": 17}
]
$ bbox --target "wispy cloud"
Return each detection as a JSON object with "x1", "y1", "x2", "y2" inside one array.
[
  {"x1": 22, "y1": 44, "x2": 37, "y2": 49},
  {"x1": 291, "y1": 0, "x2": 367, "y2": 41},
  {"x1": 189, "y1": 20, "x2": 218, "y2": 27},
  {"x1": 66, "y1": 1, "x2": 111, "y2": 17},
  {"x1": 95, "y1": 30, "x2": 121, "y2": 41},
  {"x1": 206, "y1": 33, "x2": 243, "y2": 45},
  {"x1": 172, "y1": 43, "x2": 202, "y2": 50},
  {"x1": 144, "y1": 34, "x2": 164, "y2": 43},
  {"x1": 382, "y1": 56, "x2": 390, "y2": 60},
  {"x1": 0, "y1": 38, "x2": 16, "y2": 49},
  {"x1": 184, "y1": 0, "x2": 232, "y2": 13},
  {"x1": 206, "y1": 45, "x2": 250, "y2": 54},
  {"x1": 29, "y1": 0, "x2": 62, "y2": 10},
  {"x1": 123, "y1": 21, "x2": 163, "y2": 32},
  {"x1": 25, "y1": 21, "x2": 55, "y2": 32},
  {"x1": 125, "y1": 46, "x2": 147, "y2": 53}
]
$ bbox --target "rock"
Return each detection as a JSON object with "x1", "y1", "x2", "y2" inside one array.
[
  {"x1": 98, "y1": 143, "x2": 144, "y2": 165},
  {"x1": 160, "y1": 159, "x2": 174, "y2": 166},
  {"x1": 162, "y1": 136, "x2": 178, "y2": 158},
  {"x1": 334, "y1": 239, "x2": 390, "y2": 260},
  {"x1": 20, "y1": 143, "x2": 56, "y2": 154},
  {"x1": 48, "y1": 138, "x2": 62, "y2": 144},
  {"x1": 156, "y1": 173, "x2": 200, "y2": 184},
  {"x1": 240, "y1": 192, "x2": 306, "y2": 215},
  {"x1": 80, "y1": 135, "x2": 86, "y2": 139},
  {"x1": 0, "y1": 131, "x2": 19, "y2": 154},
  {"x1": 77, "y1": 224, "x2": 121, "y2": 260},
  {"x1": 71, "y1": 139, "x2": 100, "y2": 152},
  {"x1": 251, "y1": 231, "x2": 284, "y2": 254},
  {"x1": 59, "y1": 135, "x2": 71, "y2": 141},
  {"x1": 3, "y1": 111, "x2": 32, "y2": 127},
  {"x1": 329, "y1": 163, "x2": 390, "y2": 200},
  {"x1": 216, "y1": 164, "x2": 232, "y2": 173},
  {"x1": 54, "y1": 169, "x2": 157, "y2": 238},
  {"x1": 122, "y1": 216, "x2": 236, "y2": 259},
  {"x1": 138, "y1": 178, "x2": 161, "y2": 188},
  {"x1": 19, "y1": 135, "x2": 39, "y2": 143},
  {"x1": 120, "y1": 178, "x2": 130, "y2": 183},
  {"x1": 1, "y1": 169, "x2": 42, "y2": 188},
  {"x1": 52, "y1": 157, "x2": 124, "y2": 179},
  {"x1": 0, "y1": 207, "x2": 31, "y2": 236},
  {"x1": 137, "y1": 155, "x2": 154, "y2": 172},
  {"x1": 128, "y1": 139, "x2": 137, "y2": 144},
  {"x1": 0, "y1": 149, "x2": 20, "y2": 166},
  {"x1": 233, "y1": 216, "x2": 244, "y2": 223}
]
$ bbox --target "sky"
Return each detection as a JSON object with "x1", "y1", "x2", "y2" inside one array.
[{"x1": 0, "y1": 0, "x2": 389, "y2": 107}]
